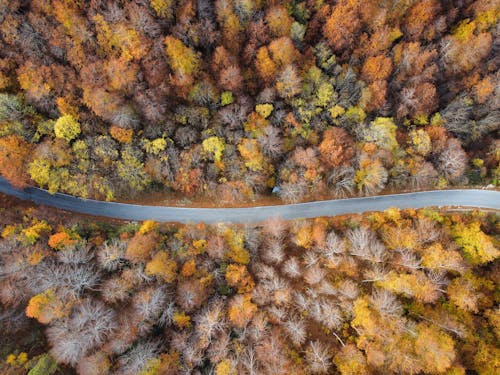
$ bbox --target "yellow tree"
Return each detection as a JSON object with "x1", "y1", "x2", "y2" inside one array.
[
  {"x1": 164, "y1": 36, "x2": 200, "y2": 87},
  {"x1": 202, "y1": 136, "x2": 225, "y2": 169},
  {"x1": 333, "y1": 344, "x2": 369, "y2": 375},
  {"x1": 225, "y1": 264, "x2": 255, "y2": 293},
  {"x1": 415, "y1": 323, "x2": 456, "y2": 373},
  {"x1": 145, "y1": 251, "x2": 177, "y2": 283},
  {"x1": 54, "y1": 115, "x2": 81, "y2": 142},
  {"x1": 452, "y1": 221, "x2": 499, "y2": 265}
]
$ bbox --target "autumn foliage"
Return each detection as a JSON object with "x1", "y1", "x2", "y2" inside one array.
[{"x1": 1, "y1": 202, "x2": 499, "y2": 374}]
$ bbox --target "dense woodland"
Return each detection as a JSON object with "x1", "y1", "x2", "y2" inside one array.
[
  {"x1": 0, "y1": 197, "x2": 499, "y2": 374},
  {"x1": 0, "y1": 0, "x2": 498, "y2": 203}
]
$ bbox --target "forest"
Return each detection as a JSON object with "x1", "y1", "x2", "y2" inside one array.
[
  {"x1": 0, "y1": 1, "x2": 499, "y2": 374},
  {"x1": 0, "y1": 0, "x2": 498, "y2": 203},
  {"x1": 0, "y1": 197, "x2": 499, "y2": 374}
]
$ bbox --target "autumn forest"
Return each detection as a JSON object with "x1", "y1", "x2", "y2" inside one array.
[
  {"x1": 0, "y1": 0, "x2": 498, "y2": 202},
  {"x1": 0, "y1": 0, "x2": 499, "y2": 374}
]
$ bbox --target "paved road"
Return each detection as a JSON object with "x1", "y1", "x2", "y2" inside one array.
[{"x1": 0, "y1": 176, "x2": 498, "y2": 223}]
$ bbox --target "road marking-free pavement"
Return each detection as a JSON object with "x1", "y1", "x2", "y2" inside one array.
[{"x1": 1, "y1": 177, "x2": 498, "y2": 223}]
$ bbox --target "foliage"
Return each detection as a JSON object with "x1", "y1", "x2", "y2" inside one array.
[
  {"x1": 0, "y1": 204, "x2": 499, "y2": 373},
  {"x1": 54, "y1": 115, "x2": 81, "y2": 142},
  {"x1": 0, "y1": 135, "x2": 32, "y2": 188},
  {"x1": 145, "y1": 251, "x2": 177, "y2": 283},
  {"x1": 27, "y1": 354, "x2": 57, "y2": 375},
  {"x1": 26, "y1": 290, "x2": 66, "y2": 324},
  {"x1": 451, "y1": 221, "x2": 499, "y2": 264},
  {"x1": 47, "y1": 232, "x2": 76, "y2": 250},
  {"x1": 202, "y1": 137, "x2": 225, "y2": 166}
]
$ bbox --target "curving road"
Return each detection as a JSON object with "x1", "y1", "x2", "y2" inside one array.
[{"x1": 0, "y1": 176, "x2": 499, "y2": 224}]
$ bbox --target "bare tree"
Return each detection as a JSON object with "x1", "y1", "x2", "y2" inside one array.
[
  {"x1": 414, "y1": 217, "x2": 441, "y2": 244},
  {"x1": 132, "y1": 287, "x2": 170, "y2": 335},
  {"x1": 396, "y1": 249, "x2": 422, "y2": 270},
  {"x1": 321, "y1": 230, "x2": 345, "y2": 259},
  {"x1": 97, "y1": 238, "x2": 128, "y2": 272},
  {"x1": 258, "y1": 125, "x2": 284, "y2": 159},
  {"x1": 362, "y1": 265, "x2": 390, "y2": 283},
  {"x1": 57, "y1": 241, "x2": 94, "y2": 264},
  {"x1": 277, "y1": 181, "x2": 308, "y2": 203},
  {"x1": 261, "y1": 237, "x2": 285, "y2": 265},
  {"x1": 282, "y1": 256, "x2": 302, "y2": 279},
  {"x1": 47, "y1": 299, "x2": 117, "y2": 366},
  {"x1": 304, "y1": 263, "x2": 326, "y2": 285},
  {"x1": 347, "y1": 227, "x2": 387, "y2": 263},
  {"x1": 305, "y1": 340, "x2": 332, "y2": 374},
  {"x1": 238, "y1": 346, "x2": 259, "y2": 375},
  {"x1": 437, "y1": 138, "x2": 468, "y2": 183},
  {"x1": 262, "y1": 216, "x2": 287, "y2": 241},
  {"x1": 194, "y1": 298, "x2": 227, "y2": 348},
  {"x1": 116, "y1": 340, "x2": 161, "y2": 375},
  {"x1": 370, "y1": 289, "x2": 402, "y2": 317},
  {"x1": 327, "y1": 166, "x2": 356, "y2": 197},
  {"x1": 284, "y1": 315, "x2": 307, "y2": 346},
  {"x1": 101, "y1": 276, "x2": 132, "y2": 304},
  {"x1": 29, "y1": 260, "x2": 100, "y2": 299},
  {"x1": 338, "y1": 279, "x2": 359, "y2": 300}
]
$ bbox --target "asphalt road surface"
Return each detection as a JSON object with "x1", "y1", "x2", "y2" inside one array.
[{"x1": 1, "y1": 176, "x2": 499, "y2": 223}]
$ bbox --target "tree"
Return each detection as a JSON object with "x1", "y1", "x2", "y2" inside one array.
[
  {"x1": 333, "y1": 344, "x2": 369, "y2": 375},
  {"x1": 26, "y1": 289, "x2": 67, "y2": 324},
  {"x1": 275, "y1": 65, "x2": 302, "y2": 99},
  {"x1": 323, "y1": 1, "x2": 361, "y2": 53},
  {"x1": 255, "y1": 46, "x2": 277, "y2": 81},
  {"x1": 164, "y1": 35, "x2": 200, "y2": 86},
  {"x1": 269, "y1": 37, "x2": 298, "y2": 67},
  {"x1": 145, "y1": 251, "x2": 177, "y2": 283},
  {"x1": 375, "y1": 271, "x2": 441, "y2": 303},
  {"x1": 27, "y1": 354, "x2": 58, "y2": 375},
  {"x1": 176, "y1": 279, "x2": 209, "y2": 313},
  {"x1": 228, "y1": 293, "x2": 257, "y2": 328},
  {"x1": 361, "y1": 117, "x2": 398, "y2": 151},
  {"x1": 355, "y1": 159, "x2": 388, "y2": 196},
  {"x1": 0, "y1": 135, "x2": 32, "y2": 188},
  {"x1": 202, "y1": 136, "x2": 225, "y2": 168},
  {"x1": 125, "y1": 232, "x2": 158, "y2": 263},
  {"x1": 48, "y1": 232, "x2": 76, "y2": 250},
  {"x1": 215, "y1": 359, "x2": 237, "y2": 375},
  {"x1": 361, "y1": 55, "x2": 392, "y2": 82},
  {"x1": 451, "y1": 221, "x2": 499, "y2": 265},
  {"x1": 238, "y1": 138, "x2": 265, "y2": 172},
  {"x1": 110, "y1": 125, "x2": 133, "y2": 144},
  {"x1": 446, "y1": 275, "x2": 480, "y2": 312},
  {"x1": 265, "y1": 6, "x2": 293, "y2": 37},
  {"x1": 225, "y1": 264, "x2": 255, "y2": 293},
  {"x1": 46, "y1": 299, "x2": 117, "y2": 366},
  {"x1": 414, "y1": 323, "x2": 455, "y2": 373},
  {"x1": 54, "y1": 115, "x2": 81, "y2": 142},
  {"x1": 318, "y1": 127, "x2": 354, "y2": 168},
  {"x1": 76, "y1": 351, "x2": 111, "y2": 375},
  {"x1": 150, "y1": 0, "x2": 175, "y2": 19},
  {"x1": 403, "y1": 0, "x2": 441, "y2": 41},
  {"x1": 305, "y1": 340, "x2": 332, "y2": 374}
]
